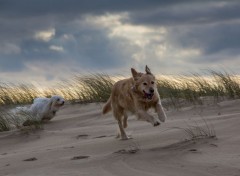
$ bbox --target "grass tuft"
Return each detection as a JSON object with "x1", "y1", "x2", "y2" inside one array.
[
  {"x1": 0, "y1": 111, "x2": 11, "y2": 132},
  {"x1": 173, "y1": 118, "x2": 216, "y2": 141},
  {"x1": 0, "y1": 107, "x2": 43, "y2": 132}
]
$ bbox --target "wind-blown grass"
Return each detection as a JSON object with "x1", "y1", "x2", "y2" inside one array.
[
  {"x1": 0, "y1": 111, "x2": 11, "y2": 132},
  {"x1": 71, "y1": 74, "x2": 114, "y2": 103},
  {"x1": 55, "y1": 74, "x2": 115, "y2": 104},
  {"x1": 0, "y1": 70, "x2": 239, "y2": 107},
  {"x1": 184, "y1": 119, "x2": 216, "y2": 140},
  {"x1": 211, "y1": 70, "x2": 240, "y2": 99},
  {"x1": 157, "y1": 71, "x2": 240, "y2": 108},
  {"x1": 0, "y1": 108, "x2": 44, "y2": 132},
  {"x1": 173, "y1": 118, "x2": 216, "y2": 141}
]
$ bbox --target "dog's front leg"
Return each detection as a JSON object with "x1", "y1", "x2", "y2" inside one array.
[
  {"x1": 136, "y1": 110, "x2": 160, "y2": 126},
  {"x1": 155, "y1": 102, "x2": 167, "y2": 122}
]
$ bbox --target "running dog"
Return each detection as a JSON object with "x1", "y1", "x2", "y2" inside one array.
[
  {"x1": 12, "y1": 95, "x2": 65, "y2": 126},
  {"x1": 102, "y1": 66, "x2": 166, "y2": 140},
  {"x1": 30, "y1": 95, "x2": 65, "y2": 122}
]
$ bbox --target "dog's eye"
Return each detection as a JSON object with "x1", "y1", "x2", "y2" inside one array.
[
  {"x1": 151, "y1": 81, "x2": 155, "y2": 84},
  {"x1": 57, "y1": 98, "x2": 60, "y2": 101},
  {"x1": 143, "y1": 82, "x2": 147, "y2": 86}
]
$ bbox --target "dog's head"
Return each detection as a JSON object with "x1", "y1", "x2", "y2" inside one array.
[
  {"x1": 50, "y1": 95, "x2": 65, "y2": 111},
  {"x1": 131, "y1": 65, "x2": 157, "y2": 100}
]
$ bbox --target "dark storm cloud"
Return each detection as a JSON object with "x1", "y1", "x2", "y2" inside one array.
[
  {"x1": 0, "y1": 0, "x2": 240, "y2": 76},
  {"x1": 124, "y1": 0, "x2": 240, "y2": 65},
  {"x1": 0, "y1": 15, "x2": 135, "y2": 72},
  {"x1": 0, "y1": 0, "x2": 142, "y2": 71},
  {"x1": 129, "y1": 1, "x2": 240, "y2": 26},
  {"x1": 0, "y1": 0, "x2": 210, "y2": 18},
  {"x1": 68, "y1": 31, "x2": 133, "y2": 69},
  {"x1": 53, "y1": 24, "x2": 136, "y2": 69},
  {"x1": 165, "y1": 18, "x2": 240, "y2": 64}
]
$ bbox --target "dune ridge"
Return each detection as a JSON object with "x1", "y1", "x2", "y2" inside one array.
[{"x1": 1, "y1": 100, "x2": 240, "y2": 176}]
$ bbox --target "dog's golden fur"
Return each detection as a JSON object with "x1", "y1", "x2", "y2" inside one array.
[{"x1": 103, "y1": 65, "x2": 167, "y2": 140}]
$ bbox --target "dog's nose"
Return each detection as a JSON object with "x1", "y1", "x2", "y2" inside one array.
[
  {"x1": 149, "y1": 88, "x2": 154, "y2": 93},
  {"x1": 62, "y1": 101, "x2": 65, "y2": 105}
]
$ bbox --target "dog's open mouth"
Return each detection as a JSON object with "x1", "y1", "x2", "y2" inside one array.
[
  {"x1": 143, "y1": 90, "x2": 154, "y2": 100},
  {"x1": 55, "y1": 102, "x2": 64, "y2": 107}
]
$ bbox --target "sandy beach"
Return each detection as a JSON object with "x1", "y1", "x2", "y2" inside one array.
[{"x1": 1, "y1": 100, "x2": 240, "y2": 176}]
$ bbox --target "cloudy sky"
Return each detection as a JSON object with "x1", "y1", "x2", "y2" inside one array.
[{"x1": 1, "y1": 0, "x2": 240, "y2": 85}]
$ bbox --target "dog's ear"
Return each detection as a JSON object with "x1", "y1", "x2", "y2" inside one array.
[
  {"x1": 145, "y1": 65, "x2": 152, "y2": 75},
  {"x1": 131, "y1": 68, "x2": 139, "y2": 81},
  {"x1": 47, "y1": 98, "x2": 54, "y2": 112}
]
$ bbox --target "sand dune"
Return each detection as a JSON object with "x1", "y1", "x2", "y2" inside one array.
[{"x1": 1, "y1": 100, "x2": 240, "y2": 176}]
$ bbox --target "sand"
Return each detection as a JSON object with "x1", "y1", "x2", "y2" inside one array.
[{"x1": 1, "y1": 100, "x2": 240, "y2": 176}]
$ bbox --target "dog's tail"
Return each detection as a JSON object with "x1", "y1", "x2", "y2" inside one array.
[{"x1": 102, "y1": 97, "x2": 112, "y2": 114}]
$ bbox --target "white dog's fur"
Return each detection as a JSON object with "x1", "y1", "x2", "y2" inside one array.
[
  {"x1": 12, "y1": 95, "x2": 65, "y2": 126},
  {"x1": 30, "y1": 95, "x2": 65, "y2": 121}
]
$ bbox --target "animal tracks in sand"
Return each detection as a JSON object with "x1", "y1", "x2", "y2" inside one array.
[
  {"x1": 76, "y1": 134, "x2": 89, "y2": 139},
  {"x1": 71, "y1": 156, "x2": 90, "y2": 160},
  {"x1": 23, "y1": 157, "x2": 37, "y2": 161},
  {"x1": 75, "y1": 134, "x2": 115, "y2": 140}
]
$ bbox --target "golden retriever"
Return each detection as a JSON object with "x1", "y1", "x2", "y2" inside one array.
[{"x1": 102, "y1": 65, "x2": 167, "y2": 140}]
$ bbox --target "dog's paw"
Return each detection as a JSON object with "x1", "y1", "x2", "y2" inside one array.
[
  {"x1": 120, "y1": 137, "x2": 132, "y2": 140},
  {"x1": 116, "y1": 134, "x2": 132, "y2": 140},
  {"x1": 159, "y1": 118, "x2": 165, "y2": 123},
  {"x1": 151, "y1": 117, "x2": 161, "y2": 127},
  {"x1": 159, "y1": 114, "x2": 167, "y2": 123},
  {"x1": 120, "y1": 135, "x2": 132, "y2": 140},
  {"x1": 153, "y1": 121, "x2": 160, "y2": 127}
]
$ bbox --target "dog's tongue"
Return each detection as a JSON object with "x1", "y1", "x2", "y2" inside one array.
[
  {"x1": 55, "y1": 103, "x2": 64, "y2": 107},
  {"x1": 144, "y1": 92, "x2": 153, "y2": 100}
]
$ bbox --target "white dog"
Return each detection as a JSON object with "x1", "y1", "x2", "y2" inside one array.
[
  {"x1": 30, "y1": 95, "x2": 65, "y2": 122},
  {"x1": 12, "y1": 95, "x2": 65, "y2": 126}
]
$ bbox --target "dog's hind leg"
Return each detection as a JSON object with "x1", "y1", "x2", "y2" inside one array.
[
  {"x1": 123, "y1": 111, "x2": 128, "y2": 128},
  {"x1": 114, "y1": 110, "x2": 130, "y2": 140},
  {"x1": 117, "y1": 118, "x2": 130, "y2": 140}
]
